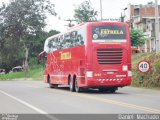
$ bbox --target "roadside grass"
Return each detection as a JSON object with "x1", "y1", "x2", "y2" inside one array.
[
  {"x1": 0, "y1": 65, "x2": 43, "y2": 81},
  {"x1": 132, "y1": 53, "x2": 145, "y2": 65},
  {"x1": 132, "y1": 52, "x2": 160, "y2": 89},
  {"x1": 0, "y1": 71, "x2": 26, "y2": 80},
  {"x1": 29, "y1": 67, "x2": 43, "y2": 80}
]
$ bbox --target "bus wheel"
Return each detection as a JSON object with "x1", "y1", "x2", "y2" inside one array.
[
  {"x1": 75, "y1": 77, "x2": 81, "y2": 93},
  {"x1": 48, "y1": 78, "x2": 57, "y2": 88},
  {"x1": 109, "y1": 87, "x2": 117, "y2": 93},
  {"x1": 99, "y1": 88, "x2": 106, "y2": 92},
  {"x1": 69, "y1": 76, "x2": 75, "y2": 92},
  {"x1": 49, "y1": 82, "x2": 54, "y2": 88}
]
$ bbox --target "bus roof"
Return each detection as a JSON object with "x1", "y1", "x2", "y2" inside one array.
[
  {"x1": 46, "y1": 21, "x2": 127, "y2": 42},
  {"x1": 44, "y1": 21, "x2": 128, "y2": 53}
]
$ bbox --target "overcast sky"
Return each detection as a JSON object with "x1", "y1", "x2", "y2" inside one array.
[
  {"x1": 47, "y1": 0, "x2": 157, "y2": 32},
  {"x1": 0, "y1": 0, "x2": 157, "y2": 31}
]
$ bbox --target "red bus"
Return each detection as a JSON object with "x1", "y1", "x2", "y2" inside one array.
[{"x1": 41, "y1": 22, "x2": 132, "y2": 92}]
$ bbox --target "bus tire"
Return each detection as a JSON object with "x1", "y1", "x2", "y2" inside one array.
[
  {"x1": 109, "y1": 87, "x2": 117, "y2": 93},
  {"x1": 49, "y1": 80, "x2": 54, "y2": 88},
  {"x1": 75, "y1": 77, "x2": 81, "y2": 93},
  {"x1": 99, "y1": 88, "x2": 106, "y2": 92},
  {"x1": 69, "y1": 76, "x2": 75, "y2": 92},
  {"x1": 48, "y1": 76, "x2": 57, "y2": 88}
]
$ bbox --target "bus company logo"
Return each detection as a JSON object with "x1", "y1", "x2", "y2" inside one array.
[
  {"x1": 100, "y1": 29, "x2": 124, "y2": 35},
  {"x1": 60, "y1": 52, "x2": 72, "y2": 60},
  {"x1": 93, "y1": 34, "x2": 98, "y2": 39},
  {"x1": 94, "y1": 73, "x2": 101, "y2": 77}
]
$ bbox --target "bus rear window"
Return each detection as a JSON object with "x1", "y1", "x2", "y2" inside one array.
[{"x1": 92, "y1": 25, "x2": 126, "y2": 40}]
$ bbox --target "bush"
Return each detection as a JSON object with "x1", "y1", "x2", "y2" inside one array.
[{"x1": 132, "y1": 53, "x2": 160, "y2": 89}]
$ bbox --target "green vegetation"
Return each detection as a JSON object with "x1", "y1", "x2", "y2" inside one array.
[
  {"x1": 130, "y1": 29, "x2": 145, "y2": 47},
  {"x1": 0, "y1": 65, "x2": 43, "y2": 81},
  {"x1": 132, "y1": 53, "x2": 160, "y2": 89},
  {"x1": 0, "y1": 0, "x2": 99, "y2": 81},
  {"x1": 74, "y1": 0, "x2": 98, "y2": 23},
  {"x1": 0, "y1": 0, "x2": 57, "y2": 72}
]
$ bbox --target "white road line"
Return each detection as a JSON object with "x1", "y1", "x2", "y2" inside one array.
[
  {"x1": 0, "y1": 90, "x2": 46, "y2": 114},
  {"x1": 0, "y1": 90, "x2": 59, "y2": 120}
]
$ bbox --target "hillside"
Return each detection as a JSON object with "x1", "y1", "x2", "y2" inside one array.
[{"x1": 132, "y1": 53, "x2": 160, "y2": 89}]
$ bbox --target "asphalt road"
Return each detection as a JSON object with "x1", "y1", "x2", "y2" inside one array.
[{"x1": 0, "y1": 80, "x2": 160, "y2": 115}]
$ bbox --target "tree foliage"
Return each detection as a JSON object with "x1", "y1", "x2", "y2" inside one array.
[
  {"x1": 130, "y1": 29, "x2": 146, "y2": 47},
  {"x1": 74, "y1": 0, "x2": 98, "y2": 23},
  {"x1": 0, "y1": 0, "x2": 57, "y2": 72}
]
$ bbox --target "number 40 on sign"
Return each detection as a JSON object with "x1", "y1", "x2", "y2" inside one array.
[{"x1": 138, "y1": 60, "x2": 150, "y2": 73}]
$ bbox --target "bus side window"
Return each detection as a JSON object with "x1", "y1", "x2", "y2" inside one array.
[
  {"x1": 70, "y1": 31, "x2": 78, "y2": 47},
  {"x1": 48, "y1": 40, "x2": 52, "y2": 52},
  {"x1": 77, "y1": 27, "x2": 86, "y2": 45},
  {"x1": 69, "y1": 32, "x2": 73, "y2": 47},
  {"x1": 42, "y1": 52, "x2": 47, "y2": 69},
  {"x1": 55, "y1": 37, "x2": 61, "y2": 50},
  {"x1": 44, "y1": 39, "x2": 50, "y2": 53},
  {"x1": 48, "y1": 39, "x2": 58, "y2": 52},
  {"x1": 64, "y1": 33, "x2": 70, "y2": 42},
  {"x1": 63, "y1": 33, "x2": 70, "y2": 48},
  {"x1": 59, "y1": 35, "x2": 64, "y2": 49},
  {"x1": 52, "y1": 40, "x2": 58, "y2": 51},
  {"x1": 77, "y1": 34, "x2": 84, "y2": 45}
]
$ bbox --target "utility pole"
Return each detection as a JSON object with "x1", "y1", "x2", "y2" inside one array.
[
  {"x1": 100, "y1": 0, "x2": 103, "y2": 21},
  {"x1": 121, "y1": 8, "x2": 127, "y2": 22},
  {"x1": 155, "y1": 0, "x2": 159, "y2": 52},
  {"x1": 123, "y1": 8, "x2": 127, "y2": 19},
  {"x1": 64, "y1": 19, "x2": 76, "y2": 28}
]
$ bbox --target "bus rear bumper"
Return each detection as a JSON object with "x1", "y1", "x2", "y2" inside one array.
[{"x1": 85, "y1": 77, "x2": 132, "y2": 88}]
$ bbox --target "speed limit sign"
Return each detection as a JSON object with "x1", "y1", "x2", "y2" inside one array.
[{"x1": 138, "y1": 60, "x2": 150, "y2": 73}]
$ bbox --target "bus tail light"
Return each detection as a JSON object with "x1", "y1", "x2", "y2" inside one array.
[
  {"x1": 86, "y1": 71, "x2": 93, "y2": 77},
  {"x1": 122, "y1": 65, "x2": 128, "y2": 71},
  {"x1": 128, "y1": 71, "x2": 132, "y2": 77}
]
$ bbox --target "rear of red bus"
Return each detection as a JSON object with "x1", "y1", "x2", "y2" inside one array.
[{"x1": 84, "y1": 22, "x2": 132, "y2": 91}]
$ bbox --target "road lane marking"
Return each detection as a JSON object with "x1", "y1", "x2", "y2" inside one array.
[
  {"x1": 14, "y1": 82, "x2": 160, "y2": 99},
  {"x1": 0, "y1": 90, "x2": 46, "y2": 114},
  {"x1": 45, "y1": 88, "x2": 160, "y2": 113},
  {"x1": 6, "y1": 81, "x2": 159, "y2": 114},
  {"x1": 76, "y1": 93, "x2": 160, "y2": 114},
  {"x1": 0, "y1": 90, "x2": 59, "y2": 120},
  {"x1": 134, "y1": 93, "x2": 160, "y2": 98}
]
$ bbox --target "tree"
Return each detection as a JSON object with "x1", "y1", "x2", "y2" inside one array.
[
  {"x1": 0, "y1": 0, "x2": 56, "y2": 71},
  {"x1": 30, "y1": 30, "x2": 60, "y2": 58},
  {"x1": 130, "y1": 29, "x2": 146, "y2": 47},
  {"x1": 74, "y1": 0, "x2": 98, "y2": 23}
]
